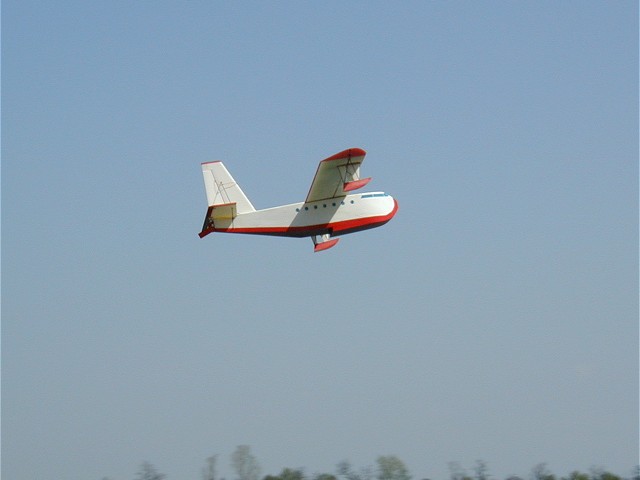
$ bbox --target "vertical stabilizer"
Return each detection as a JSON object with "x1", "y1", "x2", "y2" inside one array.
[{"x1": 201, "y1": 162, "x2": 255, "y2": 213}]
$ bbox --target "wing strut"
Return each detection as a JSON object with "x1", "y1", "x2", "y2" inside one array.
[{"x1": 339, "y1": 152, "x2": 371, "y2": 195}]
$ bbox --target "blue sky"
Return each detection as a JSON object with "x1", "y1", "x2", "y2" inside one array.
[{"x1": 2, "y1": 2, "x2": 637, "y2": 480}]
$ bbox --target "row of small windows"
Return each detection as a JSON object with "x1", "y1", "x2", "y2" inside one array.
[
  {"x1": 296, "y1": 200, "x2": 354, "y2": 212},
  {"x1": 295, "y1": 193, "x2": 389, "y2": 212}
]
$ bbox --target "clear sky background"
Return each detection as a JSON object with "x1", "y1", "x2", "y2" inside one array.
[{"x1": 2, "y1": 2, "x2": 638, "y2": 480}]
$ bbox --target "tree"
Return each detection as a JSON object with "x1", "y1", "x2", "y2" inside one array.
[
  {"x1": 377, "y1": 456, "x2": 411, "y2": 480},
  {"x1": 232, "y1": 445, "x2": 261, "y2": 480},
  {"x1": 338, "y1": 461, "x2": 359, "y2": 480},
  {"x1": 264, "y1": 468, "x2": 306, "y2": 480},
  {"x1": 531, "y1": 464, "x2": 555, "y2": 480},
  {"x1": 337, "y1": 461, "x2": 373, "y2": 480},
  {"x1": 280, "y1": 468, "x2": 305, "y2": 480},
  {"x1": 448, "y1": 462, "x2": 472, "y2": 480},
  {"x1": 315, "y1": 474, "x2": 338, "y2": 480},
  {"x1": 135, "y1": 462, "x2": 166, "y2": 480},
  {"x1": 473, "y1": 461, "x2": 490, "y2": 480},
  {"x1": 589, "y1": 467, "x2": 621, "y2": 480},
  {"x1": 361, "y1": 466, "x2": 375, "y2": 480},
  {"x1": 203, "y1": 454, "x2": 219, "y2": 480},
  {"x1": 563, "y1": 471, "x2": 589, "y2": 480}
]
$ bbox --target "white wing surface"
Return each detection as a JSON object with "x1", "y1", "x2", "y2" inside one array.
[{"x1": 305, "y1": 148, "x2": 371, "y2": 203}]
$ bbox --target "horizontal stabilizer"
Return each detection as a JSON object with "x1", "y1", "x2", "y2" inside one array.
[{"x1": 209, "y1": 202, "x2": 237, "y2": 220}]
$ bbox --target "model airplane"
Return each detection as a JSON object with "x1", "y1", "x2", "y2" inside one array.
[{"x1": 198, "y1": 148, "x2": 398, "y2": 252}]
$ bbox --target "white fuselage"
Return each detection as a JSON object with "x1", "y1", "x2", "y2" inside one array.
[{"x1": 212, "y1": 192, "x2": 398, "y2": 238}]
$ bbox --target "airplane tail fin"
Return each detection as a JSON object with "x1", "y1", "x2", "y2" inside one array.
[{"x1": 200, "y1": 162, "x2": 256, "y2": 213}]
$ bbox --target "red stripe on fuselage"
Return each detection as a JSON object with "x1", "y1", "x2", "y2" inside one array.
[{"x1": 211, "y1": 199, "x2": 398, "y2": 238}]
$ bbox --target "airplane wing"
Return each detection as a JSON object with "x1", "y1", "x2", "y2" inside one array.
[{"x1": 305, "y1": 148, "x2": 372, "y2": 203}]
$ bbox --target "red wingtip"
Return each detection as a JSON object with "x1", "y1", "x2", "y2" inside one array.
[
  {"x1": 314, "y1": 238, "x2": 340, "y2": 252},
  {"x1": 322, "y1": 148, "x2": 366, "y2": 163},
  {"x1": 343, "y1": 177, "x2": 372, "y2": 192}
]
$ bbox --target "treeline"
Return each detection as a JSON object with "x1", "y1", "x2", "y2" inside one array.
[{"x1": 120, "y1": 446, "x2": 638, "y2": 480}]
